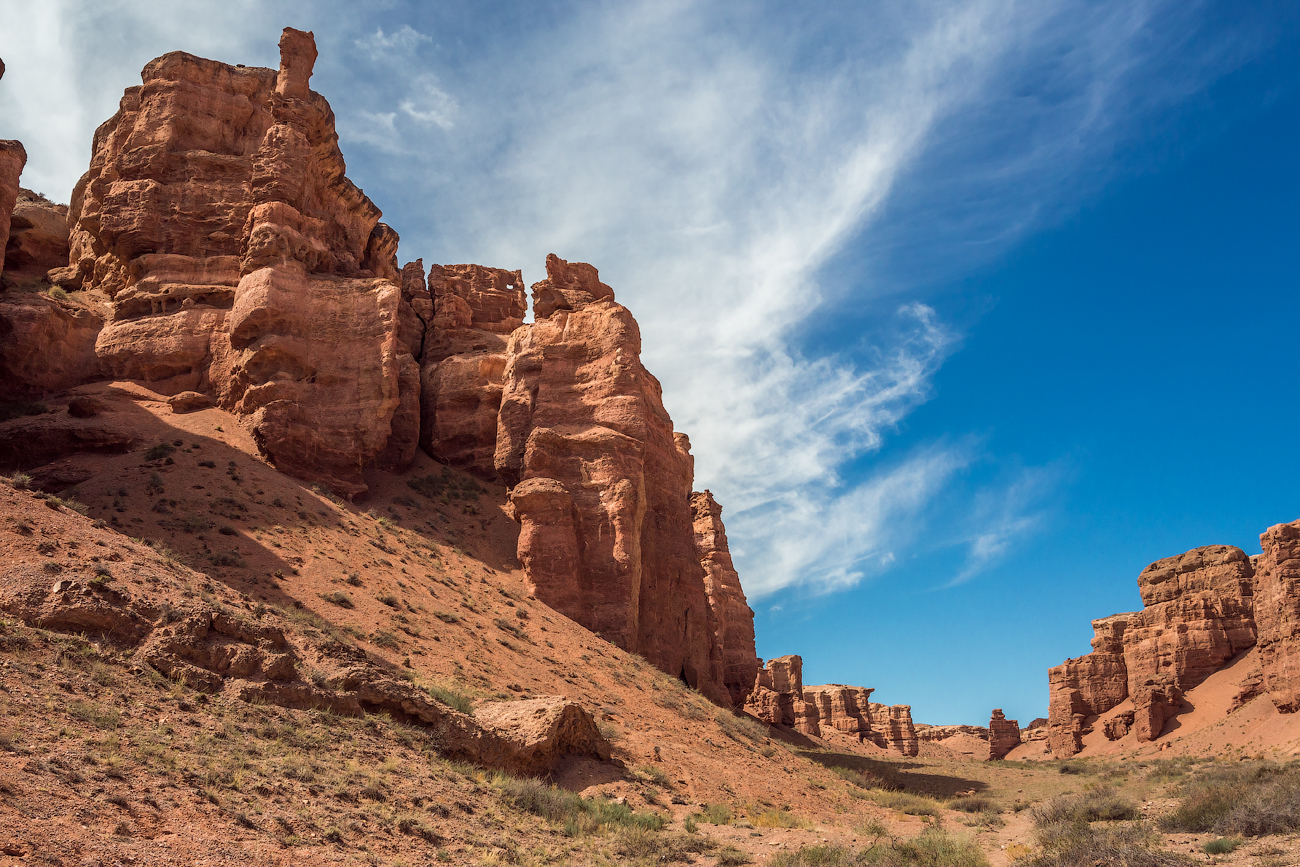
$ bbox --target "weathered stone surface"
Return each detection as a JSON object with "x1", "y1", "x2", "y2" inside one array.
[
  {"x1": 4, "y1": 190, "x2": 70, "y2": 282},
  {"x1": 497, "y1": 254, "x2": 725, "y2": 703},
  {"x1": 1254, "y1": 520, "x2": 1300, "y2": 713},
  {"x1": 692, "y1": 490, "x2": 759, "y2": 706},
  {"x1": 1048, "y1": 545, "x2": 1258, "y2": 756},
  {"x1": 988, "y1": 709, "x2": 1021, "y2": 760},
  {"x1": 1048, "y1": 612, "x2": 1136, "y2": 758},
  {"x1": 421, "y1": 263, "x2": 524, "y2": 477},
  {"x1": 0, "y1": 294, "x2": 102, "y2": 399},
  {"x1": 867, "y1": 703, "x2": 919, "y2": 756},
  {"x1": 0, "y1": 139, "x2": 25, "y2": 285},
  {"x1": 745, "y1": 655, "x2": 820, "y2": 735},
  {"x1": 167, "y1": 391, "x2": 214, "y2": 413},
  {"x1": 53, "y1": 29, "x2": 416, "y2": 493},
  {"x1": 803, "y1": 684, "x2": 873, "y2": 735}
]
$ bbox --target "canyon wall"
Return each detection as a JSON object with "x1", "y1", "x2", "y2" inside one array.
[
  {"x1": 1048, "y1": 541, "x2": 1280, "y2": 757},
  {"x1": 0, "y1": 28, "x2": 767, "y2": 710}
]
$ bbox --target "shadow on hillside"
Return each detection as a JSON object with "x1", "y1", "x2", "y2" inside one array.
[
  {"x1": 798, "y1": 749, "x2": 989, "y2": 798},
  {"x1": 6, "y1": 383, "x2": 519, "y2": 669}
]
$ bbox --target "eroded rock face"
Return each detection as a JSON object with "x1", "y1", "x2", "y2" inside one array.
[
  {"x1": 1048, "y1": 544, "x2": 1257, "y2": 756},
  {"x1": 691, "y1": 490, "x2": 759, "y2": 706},
  {"x1": 421, "y1": 263, "x2": 525, "y2": 477},
  {"x1": 745, "y1": 655, "x2": 820, "y2": 735},
  {"x1": 988, "y1": 709, "x2": 1021, "y2": 760},
  {"x1": 0, "y1": 139, "x2": 25, "y2": 285},
  {"x1": 1254, "y1": 520, "x2": 1300, "y2": 712},
  {"x1": 867, "y1": 704, "x2": 919, "y2": 756},
  {"x1": 0, "y1": 294, "x2": 102, "y2": 400},
  {"x1": 5, "y1": 189, "x2": 70, "y2": 282},
  {"x1": 497, "y1": 254, "x2": 726, "y2": 703},
  {"x1": 53, "y1": 28, "x2": 416, "y2": 493},
  {"x1": 803, "y1": 684, "x2": 874, "y2": 736}
]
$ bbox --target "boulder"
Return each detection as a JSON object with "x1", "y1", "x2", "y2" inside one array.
[
  {"x1": 167, "y1": 391, "x2": 214, "y2": 413},
  {"x1": 692, "y1": 490, "x2": 760, "y2": 706},
  {"x1": 4, "y1": 190, "x2": 69, "y2": 282},
  {"x1": 497, "y1": 254, "x2": 726, "y2": 703}
]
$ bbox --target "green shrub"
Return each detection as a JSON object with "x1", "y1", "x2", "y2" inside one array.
[
  {"x1": 771, "y1": 829, "x2": 988, "y2": 867},
  {"x1": 0, "y1": 402, "x2": 48, "y2": 422},
  {"x1": 319, "y1": 591, "x2": 354, "y2": 609},
  {"x1": 1024, "y1": 821, "x2": 1189, "y2": 867},
  {"x1": 870, "y1": 790, "x2": 943, "y2": 817},
  {"x1": 1160, "y1": 760, "x2": 1300, "y2": 837},
  {"x1": 949, "y1": 794, "x2": 996, "y2": 813},
  {"x1": 492, "y1": 774, "x2": 664, "y2": 836},
  {"x1": 144, "y1": 443, "x2": 176, "y2": 461},
  {"x1": 426, "y1": 683, "x2": 474, "y2": 715},
  {"x1": 694, "y1": 803, "x2": 733, "y2": 825},
  {"x1": 1202, "y1": 837, "x2": 1242, "y2": 855}
]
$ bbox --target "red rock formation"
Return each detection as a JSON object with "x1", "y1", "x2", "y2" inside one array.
[
  {"x1": 422, "y1": 263, "x2": 525, "y2": 477},
  {"x1": 867, "y1": 703, "x2": 919, "y2": 756},
  {"x1": 987, "y1": 709, "x2": 1021, "y2": 760},
  {"x1": 745, "y1": 655, "x2": 820, "y2": 735},
  {"x1": 52, "y1": 28, "x2": 416, "y2": 493},
  {"x1": 497, "y1": 254, "x2": 727, "y2": 703},
  {"x1": 1048, "y1": 544, "x2": 1257, "y2": 756},
  {"x1": 0, "y1": 139, "x2": 24, "y2": 285},
  {"x1": 1254, "y1": 520, "x2": 1300, "y2": 712},
  {"x1": 691, "y1": 490, "x2": 759, "y2": 705},
  {"x1": 803, "y1": 684, "x2": 873, "y2": 736},
  {"x1": 1047, "y1": 612, "x2": 1135, "y2": 757},
  {"x1": 0, "y1": 294, "x2": 102, "y2": 400},
  {"x1": 5, "y1": 190, "x2": 70, "y2": 282},
  {"x1": 915, "y1": 724, "x2": 987, "y2": 742}
]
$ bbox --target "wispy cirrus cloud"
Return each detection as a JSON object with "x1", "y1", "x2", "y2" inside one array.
[{"x1": 0, "y1": 0, "x2": 1276, "y2": 600}]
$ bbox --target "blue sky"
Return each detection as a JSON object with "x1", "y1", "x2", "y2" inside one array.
[{"x1": 2, "y1": 0, "x2": 1298, "y2": 724}]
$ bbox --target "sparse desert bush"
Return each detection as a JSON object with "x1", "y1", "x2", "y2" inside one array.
[
  {"x1": 716, "y1": 709, "x2": 770, "y2": 743},
  {"x1": 1022, "y1": 821, "x2": 1190, "y2": 867},
  {"x1": 694, "y1": 803, "x2": 733, "y2": 825},
  {"x1": 949, "y1": 794, "x2": 996, "y2": 813},
  {"x1": 716, "y1": 845, "x2": 752, "y2": 865},
  {"x1": 613, "y1": 826, "x2": 715, "y2": 860},
  {"x1": 425, "y1": 683, "x2": 474, "y2": 715},
  {"x1": 319, "y1": 591, "x2": 354, "y2": 609},
  {"x1": 492, "y1": 773, "x2": 664, "y2": 836},
  {"x1": 1202, "y1": 837, "x2": 1242, "y2": 855},
  {"x1": 0, "y1": 402, "x2": 47, "y2": 423},
  {"x1": 144, "y1": 442, "x2": 176, "y2": 461},
  {"x1": 6, "y1": 471, "x2": 32, "y2": 489},
  {"x1": 771, "y1": 829, "x2": 988, "y2": 867},
  {"x1": 1031, "y1": 786, "x2": 1139, "y2": 826},
  {"x1": 635, "y1": 764, "x2": 672, "y2": 788},
  {"x1": 1159, "y1": 760, "x2": 1300, "y2": 836},
  {"x1": 870, "y1": 790, "x2": 943, "y2": 817},
  {"x1": 749, "y1": 806, "x2": 807, "y2": 829}
]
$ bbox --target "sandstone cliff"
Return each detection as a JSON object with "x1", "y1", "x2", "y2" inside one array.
[
  {"x1": 43, "y1": 28, "x2": 415, "y2": 494},
  {"x1": 803, "y1": 684, "x2": 873, "y2": 736},
  {"x1": 746, "y1": 655, "x2": 820, "y2": 735},
  {"x1": 0, "y1": 139, "x2": 24, "y2": 286},
  {"x1": 498, "y1": 255, "x2": 728, "y2": 703},
  {"x1": 1048, "y1": 543, "x2": 1263, "y2": 757},
  {"x1": 691, "y1": 490, "x2": 760, "y2": 705},
  {"x1": 987, "y1": 709, "x2": 1021, "y2": 760},
  {"x1": 868, "y1": 703, "x2": 919, "y2": 756}
]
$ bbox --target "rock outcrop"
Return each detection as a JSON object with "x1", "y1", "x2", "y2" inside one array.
[
  {"x1": 47, "y1": 28, "x2": 415, "y2": 494},
  {"x1": 746, "y1": 655, "x2": 820, "y2": 735},
  {"x1": 868, "y1": 704, "x2": 919, "y2": 756},
  {"x1": 421, "y1": 263, "x2": 525, "y2": 477},
  {"x1": 1049, "y1": 544, "x2": 1259, "y2": 756},
  {"x1": 498, "y1": 254, "x2": 727, "y2": 703},
  {"x1": 0, "y1": 139, "x2": 25, "y2": 285},
  {"x1": 691, "y1": 490, "x2": 760, "y2": 705},
  {"x1": 1254, "y1": 520, "x2": 1300, "y2": 712},
  {"x1": 987, "y1": 709, "x2": 1021, "y2": 760},
  {"x1": 4, "y1": 189, "x2": 70, "y2": 283},
  {"x1": 803, "y1": 684, "x2": 873, "y2": 735}
]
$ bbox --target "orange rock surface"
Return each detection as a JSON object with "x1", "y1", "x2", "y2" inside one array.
[
  {"x1": 987, "y1": 709, "x2": 1021, "y2": 759},
  {"x1": 691, "y1": 490, "x2": 760, "y2": 705},
  {"x1": 496, "y1": 255, "x2": 727, "y2": 702},
  {"x1": 0, "y1": 138, "x2": 24, "y2": 285},
  {"x1": 1254, "y1": 520, "x2": 1300, "y2": 712},
  {"x1": 746, "y1": 655, "x2": 820, "y2": 735}
]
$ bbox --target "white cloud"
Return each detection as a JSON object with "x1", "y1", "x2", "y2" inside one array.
[{"x1": 354, "y1": 24, "x2": 432, "y2": 61}]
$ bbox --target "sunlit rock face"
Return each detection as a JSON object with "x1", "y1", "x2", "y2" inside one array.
[
  {"x1": 497, "y1": 254, "x2": 729, "y2": 704},
  {"x1": 54, "y1": 28, "x2": 417, "y2": 493}
]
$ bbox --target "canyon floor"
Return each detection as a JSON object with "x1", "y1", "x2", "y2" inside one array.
[{"x1": 2, "y1": 383, "x2": 1299, "y2": 866}]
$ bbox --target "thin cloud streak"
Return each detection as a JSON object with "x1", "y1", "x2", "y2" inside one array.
[{"x1": 0, "y1": 0, "x2": 1267, "y2": 600}]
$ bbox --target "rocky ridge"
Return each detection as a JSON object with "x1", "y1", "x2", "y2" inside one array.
[{"x1": 1048, "y1": 530, "x2": 1300, "y2": 757}]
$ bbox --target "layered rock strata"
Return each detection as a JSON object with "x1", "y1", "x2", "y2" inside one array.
[
  {"x1": 691, "y1": 490, "x2": 760, "y2": 705},
  {"x1": 1254, "y1": 520, "x2": 1300, "y2": 712},
  {"x1": 1049, "y1": 544, "x2": 1258, "y2": 756},
  {"x1": 746, "y1": 655, "x2": 820, "y2": 735},
  {"x1": 987, "y1": 709, "x2": 1021, "y2": 760},
  {"x1": 421, "y1": 263, "x2": 525, "y2": 476},
  {"x1": 498, "y1": 255, "x2": 727, "y2": 703},
  {"x1": 4, "y1": 189, "x2": 69, "y2": 282},
  {"x1": 868, "y1": 703, "x2": 919, "y2": 756},
  {"x1": 49, "y1": 28, "x2": 415, "y2": 494},
  {"x1": 803, "y1": 684, "x2": 874, "y2": 736}
]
